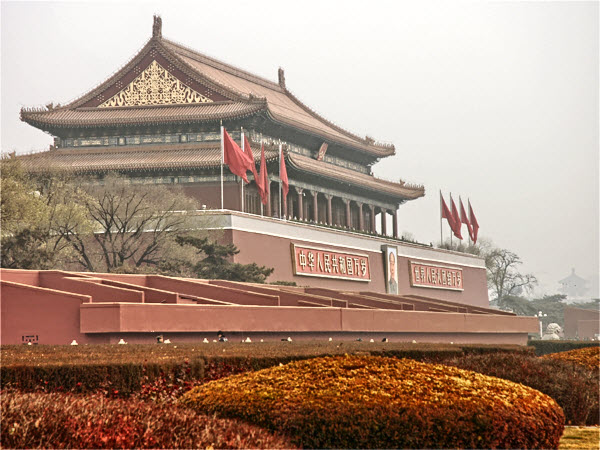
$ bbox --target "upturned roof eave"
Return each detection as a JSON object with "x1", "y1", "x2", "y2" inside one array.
[
  {"x1": 263, "y1": 108, "x2": 394, "y2": 159},
  {"x1": 19, "y1": 103, "x2": 267, "y2": 130},
  {"x1": 286, "y1": 152, "x2": 424, "y2": 202}
]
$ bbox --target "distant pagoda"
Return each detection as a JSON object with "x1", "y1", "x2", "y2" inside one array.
[
  {"x1": 558, "y1": 268, "x2": 589, "y2": 298},
  {"x1": 20, "y1": 16, "x2": 424, "y2": 237}
]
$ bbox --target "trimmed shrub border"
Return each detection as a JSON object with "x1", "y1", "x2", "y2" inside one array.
[
  {"x1": 181, "y1": 355, "x2": 565, "y2": 449},
  {"x1": 528, "y1": 340, "x2": 599, "y2": 356},
  {"x1": 0, "y1": 342, "x2": 531, "y2": 394},
  {"x1": 442, "y1": 352, "x2": 599, "y2": 425},
  {"x1": 542, "y1": 346, "x2": 600, "y2": 371}
]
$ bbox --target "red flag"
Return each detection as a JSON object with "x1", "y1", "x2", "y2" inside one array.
[
  {"x1": 280, "y1": 145, "x2": 289, "y2": 209},
  {"x1": 441, "y1": 193, "x2": 456, "y2": 231},
  {"x1": 450, "y1": 196, "x2": 463, "y2": 240},
  {"x1": 243, "y1": 135, "x2": 262, "y2": 193},
  {"x1": 257, "y1": 144, "x2": 269, "y2": 205},
  {"x1": 460, "y1": 198, "x2": 473, "y2": 240},
  {"x1": 223, "y1": 128, "x2": 251, "y2": 183},
  {"x1": 469, "y1": 200, "x2": 479, "y2": 244}
]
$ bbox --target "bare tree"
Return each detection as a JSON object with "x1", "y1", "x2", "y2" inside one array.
[
  {"x1": 437, "y1": 237, "x2": 537, "y2": 308},
  {"x1": 59, "y1": 175, "x2": 199, "y2": 272},
  {"x1": 486, "y1": 248, "x2": 537, "y2": 303}
]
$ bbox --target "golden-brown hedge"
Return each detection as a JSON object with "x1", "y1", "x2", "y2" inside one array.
[
  {"x1": 181, "y1": 355, "x2": 565, "y2": 449},
  {"x1": 542, "y1": 345, "x2": 600, "y2": 371}
]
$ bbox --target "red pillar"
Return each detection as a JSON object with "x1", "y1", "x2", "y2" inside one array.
[
  {"x1": 357, "y1": 202, "x2": 364, "y2": 231},
  {"x1": 370, "y1": 205, "x2": 376, "y2": 233},
  {"x1": 326, "y1": 195, "x2": 333, "y2": 225},
  {"x1": 296, "y1": 187, "x2": 303, "y2": 220},
  {"x1": 312, "y1": 191, "x2": 319, "y2": 222},
  {"x1": 393, "y1": 209, "x2": 399, "y2": 238},
  {"x1": 345, "y1": 199, "x2": 351, "y2": 228},
  {"x1": 381, "y1": 208, "x2": 387, "y2": 236}
]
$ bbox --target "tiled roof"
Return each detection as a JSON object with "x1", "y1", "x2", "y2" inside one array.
[
  {"x1": 163, "y1": 40, "x2": 395, "y2": 157},
  {"x1": 17, "y1": 144, "x2": 421, "y2": 200},
  {"x1": 18, "y1": 142, "x2": 277, "y2": 173},
  {"x1": 287, "y1": 153, "x2": 425, "y2": 200},
  {"x1": 20, "y1": 102, "x2": 264, "y2": 129},
  {"x1": 21, "y1": 34, "x2": 394, "y2": 157}
]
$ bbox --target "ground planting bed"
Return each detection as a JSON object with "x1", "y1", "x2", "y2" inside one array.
[{"x1": 2, "y1": 342, "x2": 598, "y2": 449}]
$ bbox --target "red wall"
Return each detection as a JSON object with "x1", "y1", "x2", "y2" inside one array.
[
  {"x1": 229, "y1": 229, "x2": 489, "y2": 307},
  {"x1": 39, "y1": 273, "x2": 144, "y2": 303},
  {"x1": 182, "y1": 182, "x2": 241, "y2": 211},
  {"x1": 1, "y1": 269, "x2": 40, "y2": 286},
  {"x1": 564, "y1": 307, "x2": 600, "y2": 339},
  {"x1": 1, "y1": 281, "x2": 89, "y2": 345},
  {"x1": 147, "y1": 276, "x2": 280, "y2": 305},
  {"x1": 78, "y1": 302, "x2": 537, "y2": 344}
]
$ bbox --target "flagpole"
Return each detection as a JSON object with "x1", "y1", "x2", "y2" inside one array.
[
  {"x1": 240, "y1": 127, "x2": 244, "y2": 213},
  {"x1": 439, "y1": 189, "x2": 443, "y2": 246},
  {"x1": 449, "y1": 192, "x2": 453, "y2": 246},
  {"x1": 463, "y1": 195, "x2": 471, "y2": 246},
  {"x1": 279, "y1": 143, "x2": 282, "y2": 220},
  {"x1": 220, "y1": 121, "x2": 224, "y2": 210},
  {"x1": 259, "y1": 136, "x2": 263, "y2": 216},
  {"x1": 468, "y1": 198, "x2": 473, "y2": 245}
]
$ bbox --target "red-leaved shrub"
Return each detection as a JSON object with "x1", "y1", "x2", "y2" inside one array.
[
  {"x1": 181, "y1": 355, "x2": 565, "y2": 449},
  {"x1": 1, "y1": 391, "x2": 295, "y2": 449},
  {"x1": 440, "y1": 352, "x2": 599, "y2": 426}
]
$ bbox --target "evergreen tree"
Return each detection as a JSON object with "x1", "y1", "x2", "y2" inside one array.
[{"x1": 170, "y1": 236, "x2": 274, "y2": 283}]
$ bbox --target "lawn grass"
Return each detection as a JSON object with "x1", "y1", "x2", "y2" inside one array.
[{"x1": 559, "y1": 426, "x2": 600, "y2": 449}]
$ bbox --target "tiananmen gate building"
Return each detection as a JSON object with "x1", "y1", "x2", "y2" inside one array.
[{"x1": 2, "y1": 17, "x2": 538, "y2": 345}]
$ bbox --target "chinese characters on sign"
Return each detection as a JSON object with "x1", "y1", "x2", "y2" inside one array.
[
  {"x1": 409, "y1": 262, "x2": 463, "y2": 291},
  {"x1": 291, "y1": 244, "x2": 370, "y2": 281}
]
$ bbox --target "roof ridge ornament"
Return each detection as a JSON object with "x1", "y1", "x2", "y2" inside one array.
[
  {"x1": 153, "y1": 15, "x2": 162, "y2": 39},
  {"x1": 278, "y1": 67, "x2": 286, "y2": 89}
]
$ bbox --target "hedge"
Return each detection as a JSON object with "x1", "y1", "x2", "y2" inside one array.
[
  {"x1": 528, "y1": 340, "x2": 599, "y2": 356},
  {"x1": 542, "y1": 345, "x2": 600, "y2": 371},
  {"x1": 0, "y1": 342, "x2": 528, "y2": 394},
  {"x1": 443, "y1": 352, "x2": 599, "y2": 425},
  {"x1": 1, "y1": 391, "x2": 295, "y2": 449},
  {"x1": 1, "y1": 361, "x2": 204, "y2": 397},
  {"x1": 181, "y1": 355, "x2": 565, "y2": 449},
  {"x1": 542, "y1": 347, "x2": 599, "y2": 426}
]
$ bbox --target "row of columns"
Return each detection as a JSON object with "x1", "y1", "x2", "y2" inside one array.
[
  {"x1": 290, "y1": 186, "x2": 399, "y2": 238},
  {"x1": 240, "y1": 180, "x2": 400, "y2": 238}
]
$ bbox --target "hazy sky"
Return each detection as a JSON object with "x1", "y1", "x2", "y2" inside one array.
[{"x1": 1, "y1": 0, "x2": 598, "y2": 297}]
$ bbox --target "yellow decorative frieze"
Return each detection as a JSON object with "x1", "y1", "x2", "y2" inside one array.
[{"x1": 99, "y1": 60, "x2": 213, "y2": 107}]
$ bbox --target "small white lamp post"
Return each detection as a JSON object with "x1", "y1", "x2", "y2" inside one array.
[{"x1": 536, "y1": 311, "x2": 547, "y2": 338}]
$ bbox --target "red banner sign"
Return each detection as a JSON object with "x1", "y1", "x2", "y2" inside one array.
[
  {"x1": 291, "y1": 244, "x2": 370, "y2": 281},
  {"x1": 409, "y1": 262, "x2": 463, "y2": 291}
]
